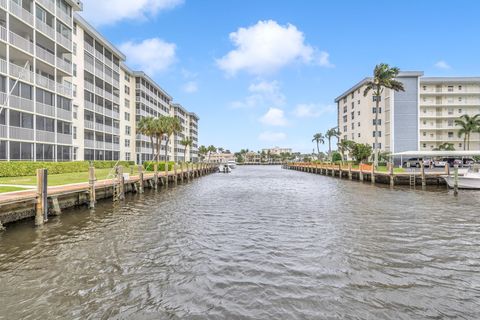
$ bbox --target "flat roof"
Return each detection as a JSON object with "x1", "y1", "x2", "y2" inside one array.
[
  {"x1": 171, "y1": 103, "x2": 188, "y2": 114},
  {"x1": 66, "y1": 0, "x2": 82, "y2": 11},
  {"x1": 391, "y1": 150, "x2": 480, "y2": 157},
  {"x1": 421, "y1": 77, "x2": 480, "y2": 83},
  {"x1": 189, "y1": 112, "x2": 199, "y2": 120},
  {"x1": 133, "y1": 71, "x2": 172, "y2": 100},
  {"x1": 74, "y1": 13, "x2": 126, "y2": 61},
  {"x1": 334, "y1": 71, "x2": 424, "y2": 103}
]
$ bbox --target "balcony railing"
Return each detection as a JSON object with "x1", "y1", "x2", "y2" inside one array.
[
  {"x1": 56, "y1": 33, "x2": 72, "y2": 51},
  {"x1": 84, "y1": 42, "x2": 94, "y2": 55},
  {"x1": 95, "y1": 104, "x2": 103, "y2": 114},
  {"x1": 104, "y1": 125, "x2": 113, "y2": 133},
  {"x1": 57, "y1": 108, "x2": 72, "y2": 121},
  {"x1": 0, "y1": 26, "x2": 7, "y2": 43},
  {"x1": 84, "y1": 81, "x2": 95, "y2": 93},
  {"x1": 57, "y1": 57, "x2": 72, "y2": 74},
  {"x1": 113, "y1": 144, "x2": 120, "y2": 151},
  {"x1": 95, "y1": 123, "x2": 104, "y2": 131},
  {"x1": 57, "y1": 82, "x2": 72, "y2": 97},
  {"x1": 36, "y1": 73, "x2": 56, "y2": 92},
  {"x1": 9, "y1": 95, "x2": 34, "y2": 113},
  {"x1": 104, "y1": 74, "x2": 112, "y2": 84},
  {"x1": 113, "y1": 95, "x2": 120, "y2": 104},
  {"x1": 113, "y1": 64, "x2": 119, "y2": 73},
  {"x1": 0, "y1": 0, "x2": 6, "y2": 10},
  {"x1": 36, "y1": 45, "x2": 55, "y2": 66},
  {"x1": 0, "y1": 125, "x2": 7, "y2": 138},
  {"x1": 36, "y1": 130, "x2": 56, "y2": 143},
  {"x1": 37, "y1": 0, "x2": 55, "y2": 13},
  {"x1": 9, "y1": 62, "x2": 34, "y2": 83},
  {"x1": 57, "y1": 133, "x2": 72, "y2": 145},
  {"x1": 95, "y1": 141, "x2": 104, "y2": 149},
  {"x1": 113, "y1": 127, "x2": 120, "y2": 135},
  {"x1": 36, "y1": 19, "x2": 55, "y2": 39},
  {"x1": 10, "y1": 126, "x2": 34, "y2": 140},
  {"x1": 0, "y1": 58, "x2": 6, "y2": 75},
  {"x1": 84, "y1": 120, "x2": 94, "y2": 130},
  {"x1": 85, "y1": 100, "x2": 94, "y2": 111},
  {"x1": 57, "y1": 9, "x2": 72, "y2": 25},
  {"x1": 95, "y1": 50, "x2": 103, "y2": 61},
  {"x1": 104, "y1": 142, "x2": 113, "y2": 150},
  {"x1": 94, "y1": 86, "x2": 103, "y2": 96},
  {"x1": 95, "y1": 68, "x2": 103, "y2": 78},
  {"x1": 10, "y1": 0, "x2": 34, "y2": 25},
  {"x1": 36, "y1": 102, "x2": 56, "y2": 117},
  {"x1": 85, "y1": 62, "x2": 94, "y2": 74},
  {"x1": 104, "y1": 108, "x2": 113, "y2": 117},
  {"x1": 112, "y1": 111, "x2": 120, "y2": 119},
  {"x1": 85, "y1": 139, "x2": 95, "y2": 148},
  {"x1": 113, "y1": 79, "x2": 119, "y2": 88},
  {"x1": 9, "y1": 31, "x2": 34, "y2": 54}
]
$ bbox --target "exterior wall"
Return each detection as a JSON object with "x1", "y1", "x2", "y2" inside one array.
[
  {"x1": 119, "y1": 65, "x2": 135, "y2": 161},
  {"x1": 188, "y1": 113, "x2": 199, "y2": 162},
  {"x1": 262, "y1": 147, "x2": 292, "y2": 155}
]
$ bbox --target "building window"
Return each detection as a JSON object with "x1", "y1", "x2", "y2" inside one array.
[
  {"x1": 458, "y1": 108, "x2": 462, "y2": 114},
  {"x1": 458, "y1": 97, "x2": 462, "y2": 102},
  {"x1": 125, "y1": 152, "x2": 131, "y2": 161},
  {"x1": 373, "y1": 131, "x2": 382, "y2": 137},
  {"x1": 343, "y1": 125, "x2": 347, "y2": 132},
  {"x1": 351, "y1": 92, "x2": 354, "y2": 99},
  {"x1": 343, "y1": 115, "x2": 347, "y2": 122},
  {"x1": 125, "y1": 139, "x2": 130, "y2": 147},
  {"x1": 357, "y1": 100, "x2": 360, "y2": 105},
  {"x1": 357, "y1": 122, "x2": 360, "y2": 127},
  {"x1": 73, "y1": 42, "x2": 77, "y2": 56},
  {"x1": 358, "y1": 111, "x2": 360, "y2": 116},
  {"x1": 351, "y1": 102, "x2": 354, "y2": 109},
  {"x1": 423, "y1": 85, "x2": 427, "y2": 91},
  {"x1": 125, "y1": 99, "x2": 130, "y2": 108},
  {"x1": 423, "y1": 143, "x2": 427, "y2": 148},
  {"x1": 423, "y1": 131, "x2": 426, "y2": 136},
  {"x1": 125, "y1": 126, "x2": 131, "y2": 135},
  {"x1": 73, "y1": 63, "x2": 77, "y2": 77},
  {"x1": 351, "y1": 111, "x2": 354, "y2": 120},
  {"x1": 448, "y1": 120, "x2": 454, "y2": 126},
  {"x1": 73, "y1": 126, "x2": 77, "y2": 139},
  {"x1": 358, "y1": 133, "x2": 361, "y2": 138},
  {"x1": 448, "y1": 132, "x2": 454, "y2": 138},
  {"x1": 343, "y1": 105, "x2": 347, "y2": 113},
  {"x1": 125, "y1": 112, "x2": 130, "y2": 121},
  {"x1": 447, "y1": 86, "x2": 453, "y2": 92},
  {"x1": 458, "y1": 85, "x2": 462, "y2": 90},
  {"x1": 373, "y1": 96, "x2": 381, "y2": 102},
  {"x1": 351, "y1": 123, "x2": 354, "y2": 129},
  {"x1": 124, "y1": 86, "x2": 130, "y2": 95}
]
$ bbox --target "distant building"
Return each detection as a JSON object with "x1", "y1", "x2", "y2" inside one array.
[
  {"x1": 261, "y1": 147, "x2": 292, "y2": 155},
  {"x1": 245, "y1": 152, "x2": 261, "y2": 163},
  {"x1": 208, "y1": 152, "x2": 234, "y2": 163}
]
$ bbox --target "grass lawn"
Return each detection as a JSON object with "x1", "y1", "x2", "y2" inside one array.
[
  {"x1": 0, "y1": 186, "x2": 29, "y2": 193},
  {"x1": 376, "y1": 166, "x2": 405, "y2": 173},
  {"x1": 0, "y1": 168, "x2": 123, "y2": 186}
]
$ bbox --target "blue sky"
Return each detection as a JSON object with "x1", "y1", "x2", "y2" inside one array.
[{"x1": 81, "y1": 0, "x2": 480, "y2": 153}]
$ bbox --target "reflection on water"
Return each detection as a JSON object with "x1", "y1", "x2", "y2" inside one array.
[{"x1": 1, "y1": 166, "x2": 479, "y2": 319}]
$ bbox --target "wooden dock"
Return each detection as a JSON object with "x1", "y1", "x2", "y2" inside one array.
[
  {"x1": 284, "y1": 162, "x2": 448, "y2": 187},
  {"x1": 0, "y1": 163, "x2": 217, "y2": 229}
]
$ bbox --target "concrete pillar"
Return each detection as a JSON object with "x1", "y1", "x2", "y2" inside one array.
[
  {"x1": 50, "y1": 197, "x2": 61, "y2": 216},
  {"x1": 138, "y1": 165, "x2": 144, "y2": 194},
  {"x1": 35, "y1": 168, "x2": 47, "y2": 226},
  {"x1": 88, "y1": 166, "x2": 96, "y2": 209}
]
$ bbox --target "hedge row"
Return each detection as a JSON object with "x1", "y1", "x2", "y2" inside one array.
[
  {"x1": 0, "y1": 161, "x2": 135, "y2": 177},
  {"x1": 143, "y1": 161, "x2": 175, "y2": 172}
]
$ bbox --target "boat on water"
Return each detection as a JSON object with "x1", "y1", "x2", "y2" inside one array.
[
  {"x1": 218, "y1": 164, "x2": 232, "y2": 173},
  {"x1": 443, "y1": 166, "x2": 480, "y2": 189},
  {"x1": 227, "y1": 160, "x2": 237, "y2": 169}
]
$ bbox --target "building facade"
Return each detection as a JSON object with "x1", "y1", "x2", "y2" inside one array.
[
  {"x1": 0, "y1": 0, "x2": 199, "y2": 163},
  {"x1": 262, "y1": 147, "x2": 292, "y2": 155},
  {"x1": 336, "y1": 72, "x2": 480, "y2": 155}
]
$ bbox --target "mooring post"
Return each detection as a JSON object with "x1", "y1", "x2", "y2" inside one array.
[
  {"x1": 88, "y1": 165, "x2": 96, "y2": 209},
  {"x1": 453, "y1": 164, "x2": 459, "y2": 196},
  {"x1": 154, "y1": 163, "x2": 158, "y2": 190},
  {"x1": 180, "y1": 163, "x2": 184, "y2": 183},
  {"x1": 173, "y1": 164, "x2": 178, "y2": 185},
  {"x1": 348, "y1": 163, "x2": 352, "y2": 180},
  {"x1": 138, "y1": 165, "x2": 144, "y2": 194},
  {"x1": 359, "y1": 163, "x2": 364, "y2": 181},
  {"x1": 389, "y1": 162, "x2": 394, "y2": 187},
  {"x1": 371, "y1": 164, "x2": 375, "y2": 184},
  {"x1": 117, "y1": 165, "x2": 125, "y2": 200},
  {"x1": 165, "y1": 162, "x2": 169, "y2": 187},
  {"x1": 445, "y1": 163, "x2": 450, "y2": 176},
  {"x1": 35, "y1": 168, "x2": 47, "y2": 226},
  {"x1": 421, "y1": 161, "x2": 426, "y2": 188}
]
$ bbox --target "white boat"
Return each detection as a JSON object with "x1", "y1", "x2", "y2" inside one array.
[
  {"x1": 227, "y1": 160, "x2": 237, "y2": 169},
  {"x1": 443, "y1": 166, "x2": 480, "y2": 189},
  {"x1": 218, "y1": 164, "x2": 232, "y2": 173}
]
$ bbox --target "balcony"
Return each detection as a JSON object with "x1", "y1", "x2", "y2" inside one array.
[
  {"x1": 85, "y1": 139, "x2": 95, "y2": 148},
  {"x1": 36, "y1": 19, "x2": 55, "y2": 40},
  {"x1": 113, "y1": 144, "x2": 120, "y2": 151},
  {"x1": 84, "y1": 120, "x2": 94, "y2": 130},
  {"x1": 94, "y1": 104, "x2": 103, "y2": 114},
  {"x1": 57, "y1": 9, "x2": 72, "y2": 25},
  {"x1": 0, "y1": 26, "x2": 7, "y2": 43},
  {"x1": 9, "y1": 0, "x2": 34, "y2": 25},
  {"x1": 36, "y1": 45, "x2": 55, "y2": 66},
  {"x1": 57, "y1": 133, "x2": 72, "y2": 145},
  {"x1": 84, "y1": 42, "x2": 94, "y2": 55},
  {"x1": 0, "y1": 58, "x2": 6, "y2": 75},
  {"x1": 36, "y1": 102, "x2": 55, "y2": 117},
  {"x1": 104, "y1": 142, "x2": 113, "y2": 150},
  {"x1": 85, "y1": 61, "x2": 94, "y2": 74},
  {"x1": 85, "y1": 100, "x2": 94, "y2": 111},
  {"x1": 104, "y1": 91, "x2": 113, "y2": 101},
  {"x1": 57, "y1": 57, "x2": 72, "y2": 74},
  {"x1": 10, "y1": 126, "x2": 34, "y2": 140},
  {"x1": 36, "y1": 130, "x2": 55, "y2": 143},
  {"x1": 0, "y1": 125, "x2": 7, "y2": 138},
  {"x1": 36, "y1": 73, "x2": 56, "y2": 92},
  {"x1": 94, "y1": 86, "x2": 103, "y2": 96},
  {"x1": 57, "y1": 82, "x2": 72, "y2": 97},
  {"x1": 104, "y1": 108, "x2": 113, "y2": 117},
  {"x1": 112, "y1": 111, "x2": 120, "y2": 119},
  {"x1": 84, "y1": 81, "x2": 94, "y2": 93},
  {"x1": 113, "y1": 79, "x2": 119, "y2": 88},
  {"x1": 37, "y1": 0, "x2": 55, "y2": 13},
  {"x1": 56, "y1": 33, "x2": 72, "y2": 51},
  {"x1": 95, "y1": 141, "x2": 104, "y2": 149},
  {"x1": 9, "y1": 95, "x2": 34, "y2": 113},
  {"x1": 94, "y1": 68, "x2": 103, "y2": 78},
  {"x1": 113, "y1": 95, "x2": 120, "y2": 104},
  {"x1": 95, "y1": 123, "x2": 104, "y2": 131},
  {"x1": 9, "y1": 62, "x2": 34, "y2": 83},
  {"x1": 57, "y1": 108, "x2": 72, "y2": 121},
  {"x1": 104, "y1": 74, "x2": 112, "y2": 84},
  {"x1": 113, "y1": 64, "x2": 119, "y2": 73},
  {"x1": 9, "y1": 31, "x2": 34, "y2": 54},
  {"x1": 94, "y1": 50, "x2": 103, "y2": 61}
]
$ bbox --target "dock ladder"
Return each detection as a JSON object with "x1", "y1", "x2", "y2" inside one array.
[{"x1": 409, "y1": 174, "x2": 416, "y2": 187}]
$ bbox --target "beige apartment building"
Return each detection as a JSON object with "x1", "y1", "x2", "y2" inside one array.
[
  {"x1": 336, "y1": 72, "x2": 480, "y2": 159},
  {"x1": 262, "y1": 147, "x2": 292, "y2": 155}
]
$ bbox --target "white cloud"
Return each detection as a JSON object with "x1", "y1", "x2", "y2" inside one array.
[
  {"x1": 259, "y1": 108, "x2": 288, "y2": 126},
  {"x1": 182, "y1": 81, "x2": 198, "y2": 93},
  {"x1": 119, "y1": 38, "x2": 176, "y2": 75},
  {"x1": 231, "y1": 80, "x2": 286, "y2": 109},
  {"x1": 217, "y1": 20, "x2": 332, "y2": 76},
  {"x1": 81, "y1": 0, "x2": 184, "y2": 26},
  {"x1": 435, "y1": 60, "x2": 451, "y2": 70},
  {"x1": 293, "y1": 103, "x2": 335, "y2": 118},
  {"x1": 258, "y1": 131, "x2": 287, "y2": 142}
]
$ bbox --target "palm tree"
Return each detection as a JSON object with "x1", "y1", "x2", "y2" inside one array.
[
  {"x1": 312, "y1": 133, "x2": 325, "y2": 156},
  {"x1": 198, "y1": 145, "x2": 208, "y2": 161},
  {"x1": 364, "y1": 63, "x2": 405, "y2": 167},
  {"x1": 434, "y1": 142, "x2": 455, "y2": 151},
  {"x1": 325, "y1": 128, "x2": 340, "y2": 160},
  {"x1": 180, "y1": 138, "x2": 193, "y2": 162},
  {"x1": 455, "y1": 114, "x2": 480, "y2": 150},
  {"x1": 153, "y1": 117, "x2": 168, "y2": 162},
  {"x1": 163, "y1": 116, "x2": 182, "y2": 162},
  {"x1": 207, "y1": 145, "x2": 217, "y2": 162},
  {"x1": 137, "y1": 117, "x2": 156, "y2": 160},
  {"x1": 337, "y1": 139, "x2": 356, "y2": 163}
]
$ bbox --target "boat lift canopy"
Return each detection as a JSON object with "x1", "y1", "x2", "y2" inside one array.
[{"x1": 391, "y1": 151, "x2": 480, "y2": 157}]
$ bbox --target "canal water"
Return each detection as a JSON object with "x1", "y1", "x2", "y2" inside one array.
[{"x1": 0, "y1": 166, "x2": 479, "y2": 319}]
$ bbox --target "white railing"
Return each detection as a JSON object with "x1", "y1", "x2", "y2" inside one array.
[
  {"x1": 37, "y1": 0, "x2": 55, "y2": 13},
  {"x1": 94, "y1": 86, "x2": 103, "y2": 96},
  {"x1": 57, "y1": 9, "x2": 72, "y2": 25},
  {"x1": 104, "y1": 142, "x2": 113, "y2": 150},
  {"x1": 36, "y1": 102, "x2": 55, "y2": 117},
  {"x1": 113, "y1": 127, "x2": 120, "y2": 135},
  {"x1": 113, "y1": 144, "x2": 120, "y2": 151},
  {"x1": 84, "y1": 42, "x2": 94, "y2": 54},
  {"x1": 57, "y1": 133, "x2": 72, "y2": 145},
  {"x1": 85, "y1": 139, "x2": 95, "y2": 148},
  {"x1": 0, "y1": 125, "x2": 7, "y2": 138},
  {"x1": 104, "y1": 74, "x2": 112, "y2": 84},
  {"x1": 9, "y1": 31, "x2": 34, "y2": 54},
  {"x1": 36, "y1": 19, "x2": 55, "y2": 39},
  {"x1": 85, "y1": 62, "x2": 94, "y2": 74},
  {"x1": 9, "y1": 62, "x2": 34, "y2": 83},
  {"x1": 10, "y1": 126, "x2": 34, "y2": 140},
  {"x1": 84, "y1": 120, "x2": 94, "y2": 130},
  {"x1": 0, "y1": 92, "x2": 6, "y2": 105},
  {"x1": 36, "y1": 130, "x2": 56, "y2": 143},
  {"x1": 85, "y1": 100, "x2": 94, "y2": 111},
  {"x1": 95, "y1": 141, "x2": 104, "y2": 149},
  {"x1": 95, "y1": 50, "x2": 103, "y2": 61},
  {"x1": 113, "y1": 64, "x2": 119, "y2": 73},
  {"x1": 104, "y1": 125, "x2": 113, "y2": 133},
  {"x1": 36, "y1": 74, "x2": 56, "y2": 92},
  {"x1": 95, "y1": 104, "x2": 103, "y2": 114},
  {"x1": 84, "y1": 81, "x2": 95, "y2": 92},
  {"x1": 104, "y1": 108, "x2": 112, "y2": 117},
  {"x1": 57, "y1": 82, "x2": 72, "y2": 97},
  {"x1": 56, "y1": 33, "x2": 72, "y2": 51},
  {"x1": 95, "y1": 123, "x2": 104, "y2": 131},
  {"x1": 57, "y1": 108, "x2": 72, "y2": 121},
  {"x1": 113, "y1": 79, "x2": 119, "y2": 88},
  {"x1": 36, "y1": 45, "x2": 55, "y2": 65},
  {"x1": 0, "y1": 58, "x2": 6, "y2": 75},
  {"x1": 56, "y1": 57, "x2": 72, "y2": 74},
  {"x1": 9, "y1": 95, "x2": 34, "y2": 112},
  {"x1": 104, "y1": 91, "x2": 113, "y2": 101},
  {"x1": 0, "y1": 0, "x2": 6, "y2": 10},
  {"x1": 0, "y1": 26, "x2": 7, "y2": 43},
  {"x1": 112, "y1": 111, "x2": 120, "y2": 119},
  {"x1": 10, "y1": 0, "x2": 34, "y2": 25},
  {"x1": 113, "y1": 95, "x2": 120, "y2": 104},
  {"x1": 95, "y1": 68, "x2": 103, "y2": 78}
]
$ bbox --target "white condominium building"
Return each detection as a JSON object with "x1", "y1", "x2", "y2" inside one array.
[
  {"x1": 262, "y1": 147, "x2": 292, "y2": 155},
  {"x1": 0, "y1": 0, "x2": 199, "y2": 163},
  {"x1": 336, "y1": 72, "x2": 480, "y2": 157},
  {"x1": 0, "y1": 0, "x2": 81, "y2": 161},
  {"x1": 170, "y1": 103, "x2": 199, "y2": 163}
]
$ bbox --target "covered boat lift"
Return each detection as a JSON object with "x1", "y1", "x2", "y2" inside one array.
[{"x1": 390, "y1": 150, "x2": 480, "y2": 167}]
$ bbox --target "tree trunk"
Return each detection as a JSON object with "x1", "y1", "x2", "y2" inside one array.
[
  {"x1": 328, "y1": 139, "x2": 331, "y2": 160},
  {"x1": 316, "y1": 142, "x2": 320, "y2": 156},
  {"x1": 150, "y1": 137, "x2": 155, "y2": 161},
  {"x1": 184, "y1": 147, "x2": 187, "y2": 163},
  {"x1": 374, "y1": 90, "x2": 380, "y2": 168},
  {"x1": 164, "y1": 140, "x2": 169, "y2": 163}
]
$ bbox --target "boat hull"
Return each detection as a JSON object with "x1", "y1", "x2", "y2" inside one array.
[{"x1": 443, "y1": 176, "x2": 480, "y2": 190}]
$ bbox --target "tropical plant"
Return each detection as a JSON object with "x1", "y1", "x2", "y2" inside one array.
[
  {"x1": 198, "y1": 145, "x2": 208, "y2": 161},
  {"x1": 364, "y1": 63, "x2": 405, "y2": 167},
  {"x1": 207, "y1": 145, "x2": 217, "y2": 162},
  {"x1": 163, "y1": 117, "x2": 182, "y2": 162},
  {"x1": 331, "y1": 152, "x2": 342, "y2": 162},
  {"x1": 351, "y1": 143, "x2": 373, "y2": 163},
  {"x1": 337, "y1": 139, "x2": 356, "y2": 163},
  {"x1": 137, "y1": 117, "x2": 156, "y2": 160},
  {"x1": 434, "y1": 142, "x2": 455, "y2": 151},
  {"x1": 325, "y1": 128, "x2": 340, "y2": 159},
  {"x1": 180, "y1": 138, "x2": 194, "y2": 162},
  {"x1": 455, "y1": 114, "x2": 480, "y2": 150},
  {"x1": 312, "y1": 133, "x2": 325, "y2": 156}
]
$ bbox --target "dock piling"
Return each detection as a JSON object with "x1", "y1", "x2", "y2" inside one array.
[
  {"x1": 88, "y1": 166, "x2": 96, "y2": 209},
  {"x1": 35, "y1": 168, "x2": 48, "y2": 226},
  {"x1": 371, "y1": 165, "x2": 375, "y2": 184},
  {"x1": 154, "y1": 163, "x2": 158, "y2": 190},
  {"x1": 138, "y1": 165, "x2": 144, "y2": 194},
  {"x1": 421, "y1": 162, "x2": 426, "y2": 188},
  {"x1": 453, "y1": 165, "x2": 459, "y2": 196},
  {"x1": 389, "y1": 162, "x2": 394, "y2": 187}
]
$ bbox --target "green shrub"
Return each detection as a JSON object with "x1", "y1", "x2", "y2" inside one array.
[
  {"x1": 0, "y1": 161, "x2": 135, "y2": 177},
  {"x1": 143, "y1": 161, "x2": 175, "y2": 172},
  {"x1": 331, "y1": 152, "x2": 342, "y2": 162}
]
